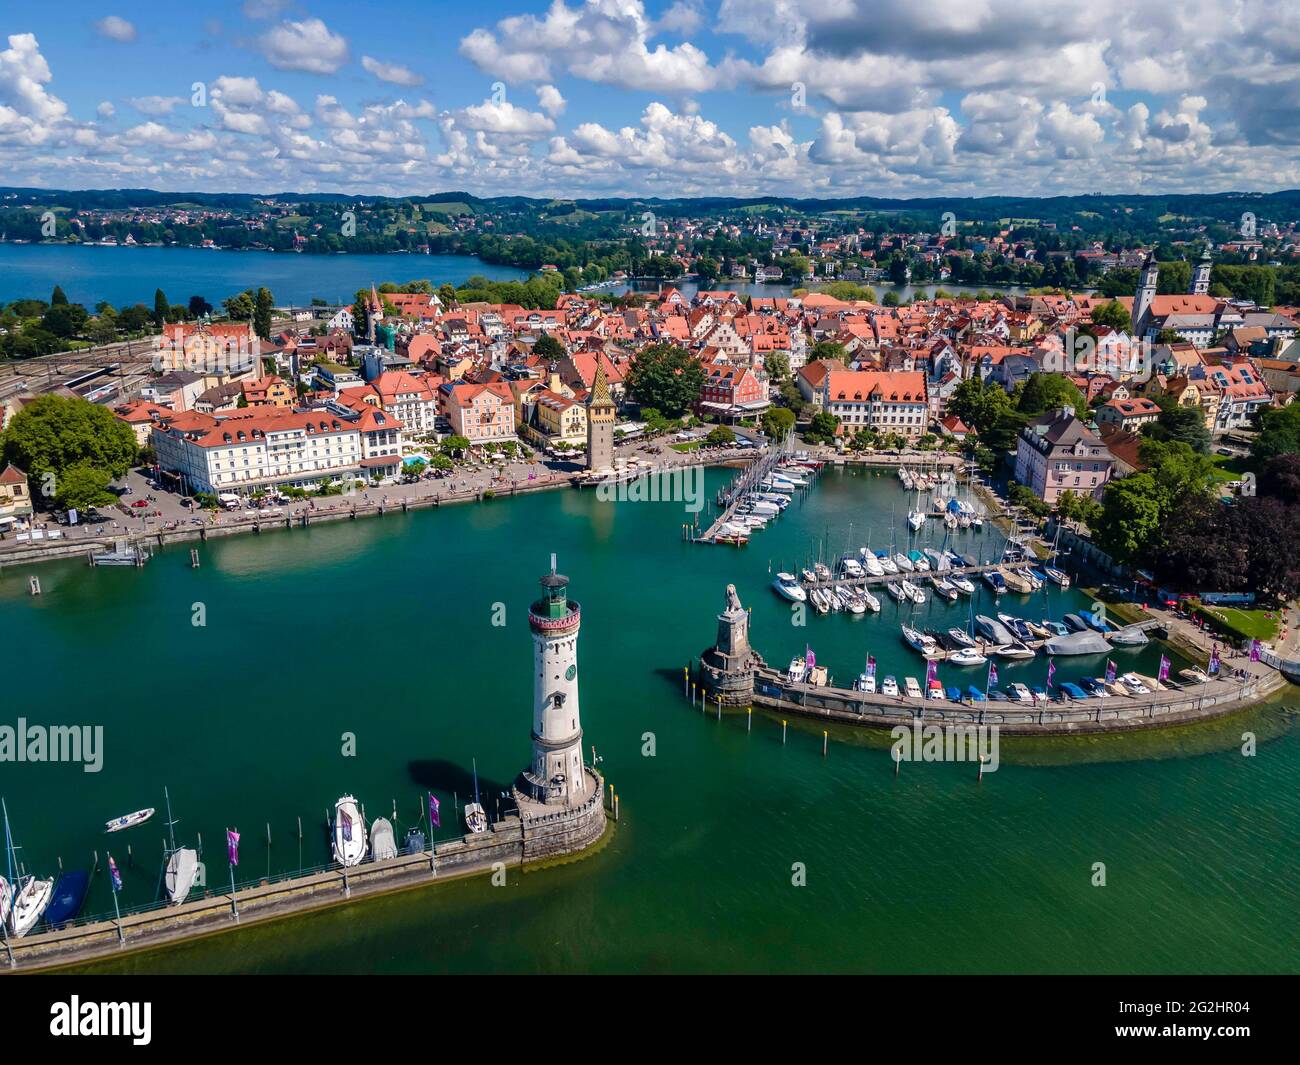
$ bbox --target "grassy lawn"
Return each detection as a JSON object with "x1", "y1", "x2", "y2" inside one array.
[
  {"x1": 670, "y1": 441, "x2": 703, "y2": 453},
  {"x1": 1208, "y1": 453, "x2": 1251, "y2": 482},
  {"x1": 1197, "y1": 605, "x2": 1280, "y2": 641}
]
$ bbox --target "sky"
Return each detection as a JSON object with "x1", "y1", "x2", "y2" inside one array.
[{"x1": 3, "y1": 0, "x2": 1300, "y2": 200}]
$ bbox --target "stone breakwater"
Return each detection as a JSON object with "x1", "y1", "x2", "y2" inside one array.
[{"x1": 4, "y1": 769, "x2": 609, "y2": 974}]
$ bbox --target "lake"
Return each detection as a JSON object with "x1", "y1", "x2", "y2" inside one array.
[
  {"x1": 0, "y1": 244, "x2": 528, "y2": 310},
  {"x1": 1, "y1": 467, "x2": 1296, "y2": 973}
]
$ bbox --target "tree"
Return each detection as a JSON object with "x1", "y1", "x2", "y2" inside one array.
[
  {"x1": 804, "y1": 411, "x2": 839, "y2": 444},
  {"x1": 0, "y1": 394, "x2": 138, "y2": 486},
  {"x1": 153, "y1": 288, "x2": 169, "y2": 329},
  {"x1": 40, "y1": 302, "x2": 88, "y2": 339},
  {"x1": 761, "y1": 406, "x2": 796, "y2": 440},
  {"x1": 763, "y1": 351, "x2": 790, "y2": 382},
  {"x1": 705, "y1": 425, "x2": 735, "y2": 447},
  {"x1": 441, "y1": 435, "x2": 471, "y2": 458},
  {"x1": 532, "y1": 333, "x2": 566, "y2": 361},
  {"x1": 809, "y1": 340, "x2": 847, "y2": 364},
  {"x1": 1016, "y1": 373, "x2": 1086, "y2": 418},
  {"x1": 1089, "y1": 300, "x2": 1130, "y2": 331},
  {"x1": 50, "y1": 285, "x2": 68, "y2": 307},
  {"x1": 1258, "y1": 453, "x2": 1300, "y2": 504},
  {"x1": 54, "y1": 462, "x2": 115, "y2": 512},
  {"x1": 224, "y1": 291, "x2": 254, "y2": 322},
  {"x1": 1145, "y1": 402, "x2": 1211, "y2": 453},
  {"x1": 253, "y1": 287, "x2": 274, "y2": 340},
  {"x1": 188, "y1": 295, "x2": 213, "y2": 318},
  {"x1": 1252, "y1": 404, "x2": 1300, "y2": 464},
  {"x1": 625, "y1": 343, "x2": 704, "y2": 418},
  {"x1": 1092, "y1": 473, "x2": 1164, "y2": 565}
]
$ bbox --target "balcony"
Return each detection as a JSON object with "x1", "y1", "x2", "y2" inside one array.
[{"x1": 528, "y1": 600, "x2": 581, "y2": 634}]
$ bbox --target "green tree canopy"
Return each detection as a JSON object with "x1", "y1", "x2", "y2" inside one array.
[
  {"x1": 54, "y1": 462, "x2": 115, "y2": 512},
  {"x1": 1016, "y1": 373, "x2": 1086, "y2": 418},
  {"x1": 532, "y1": 333, "x2": 566, "y2": 361},
  {"x1": 0, "y1": 394, "x2": 138, "y2": 486},
  {"x1": 625, "y1": 343, "x2": 704, "y2": 418}
]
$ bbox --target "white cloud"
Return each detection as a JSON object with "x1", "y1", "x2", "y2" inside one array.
[
  {"x1": 93, "y1": 16, "x2": 137, "y2": 43},
  {"x1": 361, "y1": 55, "x2": 423, "y2": 87},
  {"x1": 536, "y1": 84, "x2": 565, "y2": 118},
  {"x1": 96, "y1": 101, "x2": 115, "y2": 119},
  {"x1": 259, "y1": 18, "x2": 349, "y2": 75},
  {"x1": 128, "y1": 95, "x2": 184, "y2": 116},
  {"x1": 459, "y1": 98, "x2": 555, "y2": 136}
]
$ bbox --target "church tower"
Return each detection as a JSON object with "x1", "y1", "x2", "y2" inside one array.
[
  {"x1": 1191, "y1": 249, "x2": 1212, "y2": 296},
  {"x1": 366, "y1": 283, "x2": 382, "y2": 344},
  {"x1": 521, "y1": 557, "x2": 589, "y2": 807},
  {"x1": 585, "y1": 359, "x2": 616, "y2": 472},
  {"x1": 1132, "y1": 253, "x2": 1158, "y2": 336}
]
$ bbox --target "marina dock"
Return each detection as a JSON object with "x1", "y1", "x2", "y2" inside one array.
[{"x1": 693, "y1": 445, "x2": 821, "y2": 544}]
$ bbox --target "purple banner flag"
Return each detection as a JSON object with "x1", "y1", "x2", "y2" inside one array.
[
  {"x1": 987, "y1": 662, "x2": 998, "y2": 688},
  {"x1": 1105, "y1": 659, "x2": 1117, "y2": 683},
  {"x1": 1158, "y1": 655, "x2": 1171, "y2": 682},
  {"x1": 926, "y1": 658, "x2": 938, "y2": 686},
  {"x1": 227, "y1": 828, "x2": 240, "y2": 867},
  {"x1": 1047, "y1": 659, "x2": 1056, "y2": 687},
  {"x1": 1250, "y1": 639, "x2": 1261, "y2": 662},
  {"x1": 866, "y1": 655, "x2": 876, "y2": 679},
  {"x1": 108, "y1": 854, "x2": 122, "y2": 893},
  {"x1": 428, "y1": 792, "x2": 441, "y2": 829},
  {"x1": 805, "y1": 646, "x2": 816, "y2": 669}
]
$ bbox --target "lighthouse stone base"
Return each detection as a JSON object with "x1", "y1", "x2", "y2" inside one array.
[{"x1": 511, "y1": 767, "x2": 607, "y2": 861}]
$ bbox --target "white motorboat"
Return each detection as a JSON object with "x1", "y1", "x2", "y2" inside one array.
[
  {"x1": 838, "y1": 588, "x2": 866, "y2": 615},
  {"x1": 1108, "y1": 627, "x2": 1150, "y2": 647},
  {"x1": 165, "y1": 847, "x2": 199, "y2": 905},
  {"x1": 853, "y1": 672, "x2": 876, "y2": 694},
  {"x1": 875, "y1": 552, "x2": 899, "y2": 574},
  {"x1": 370, "y1": 817, "x2": 397, "y2": 862},
  {"x1": 788, "y1": 656, "x2": 808, "y2": 683},
  {"x1": 947, "y1": 627, "x2": 977, "y2": 648},
  {"x1": 800, "y1": 567, "x2": 817, "y2": 584},
  {"x1": 885, "y1": 581, "x2": 906, "y2": 601},
  {"x1": 7, "y1": 874, "x2": 53, "y2": 936},
  {"x1": 1006, "y1": 683, "x2": 1034, "y2": 704},
  {"x1": 839, "y1": 556, "x2": 865, "y2": 579},
  {"x1": 859, "y1": 588, "x2": 881, "y2": 612},
  {"x1": 105, "y1": 807, "x2": 155, "y2": 833},
  {"x1": 332, "y1": 794, "x2": 368, "y2": 866},
  {"x1": 881, "y1": 676, "x2": 900, "y2": 697},
  {"x1": 1119, "y1": 672, "x2": 1151, "y2": 695},
  {"x1": 949, "y1": 648, "x2": 988, "y2": 667},
  {"x1": 907, "y1": 509, "x2": 925, "y2": 532},
  {"x1": 858, "y1": 550, "x2": 885, "y2": 577},
  {"x1": 1179, "y1": 667, "x2": 1210, "y2": 684},
  {"x1": 463, "y1": 803, "x2": 488, "y2": 834},
  {"x1": 904, "y1": 677, "x2": 923, "y2": 699},
  {"x1": 993, "y1": 642, "x2": 1035, "y2": 660},
  {"x1": 772, "y1": 572, "x2": 807, "y2": 603},
  {"x1": 893, "y1": 552, "x2": 914, "y2": 572},
  {"x1": 946, "y1": 574, "x2": 977, "y2": 600},
  {"x1": 901, "y1": 624, "x2": 939, "y2": 657}
]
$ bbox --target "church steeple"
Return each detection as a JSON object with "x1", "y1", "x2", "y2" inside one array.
[
  {"x1": 1191, "y1": 248, "x2": 1212, "y2": 296},
  {"x1": 1132, "y1": 252, "x2": 1158, "y2": 336}
]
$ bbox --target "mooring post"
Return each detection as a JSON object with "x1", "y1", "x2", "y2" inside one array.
[
  {"x1": 978, "y1": 755, "x2": 987, "y2": 782},
  {"x1": 823, "y1": 730, "x2": 828, "y2": 757},
  {"x1": 747, "y1": 706, "x2": 752, "y2": 732},
  {"x1": 894, "y1": 747, "x2": 901, "y2": 775},
  {"x1": 782, "y1": 720, "x2": 787, "y2": 745}
]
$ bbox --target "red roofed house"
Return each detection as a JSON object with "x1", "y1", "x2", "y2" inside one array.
[
  {"x1": 445, "y1": 381, "x2": 517, "y2": 445},
  {"x1": 1094, "y1": 396, "x2": 1161, "y2": 433},
  {"x1": 697, "y1": 362, "x2": 769, "y2": 421},
  {"x1": 803, "y1": 369, "x2": 929, "y2": 438}
]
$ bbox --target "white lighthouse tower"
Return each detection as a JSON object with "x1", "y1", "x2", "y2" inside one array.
[{"x1": 521, "y1": 556, "x2": 590, "y2": 807}]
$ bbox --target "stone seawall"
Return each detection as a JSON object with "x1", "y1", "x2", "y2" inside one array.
[{"x1": 4, "y1": 770, "x2": 608, "y2": 973}]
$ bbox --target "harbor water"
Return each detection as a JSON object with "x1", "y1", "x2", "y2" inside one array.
[{"x1": 1, "y1": 467, "x2": 1297, "y2": 973}]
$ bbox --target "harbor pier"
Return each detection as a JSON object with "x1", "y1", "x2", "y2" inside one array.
[{"x1": 695, "y1": 586, "x2": 1285, "y2": 736}]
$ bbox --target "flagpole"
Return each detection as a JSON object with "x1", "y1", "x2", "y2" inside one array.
[
  {"x1": 108, "y1": 853, "x2": 124, "y2": 945},
  {"x1": 228, "y1": 827, "x2": 238, "y2": 920}
]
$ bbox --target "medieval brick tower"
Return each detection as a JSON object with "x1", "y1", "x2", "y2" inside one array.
[
  {"x1": 585, "y1": 360, "x2": 616, "y2": 472},
  {"x1": 520, "y1": 557, "x2": 590, "y2": 808}
]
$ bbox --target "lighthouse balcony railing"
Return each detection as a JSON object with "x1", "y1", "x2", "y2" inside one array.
[{"x1": 528, "y1": 603, "x2": 581, "y2": 632}]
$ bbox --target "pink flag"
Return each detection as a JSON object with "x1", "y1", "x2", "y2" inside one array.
[
  {"x1": 428, "y1": 793, "x2": 441, "y2": 829},
  {"x1": 1047, "y1": 659, "x2": 1056, "y2": 687},
  {"x1": 805, "y1": 646, "x2": 816, "y2": 669},
  {"x1": 227, "y1": 828, "x2": 240, "y2": 867},
  {"x1": 926, "y1": 658, "x2": 938, "y2": 685},
  {"x1": 1105, "y1": 659, "x2": 1117, "y2": 683},
  {"x1": 1250, "y1": 639, "x2": 1261, "y2": 662},
  {"x1": 1158, "y1": 655, "x2": 1170, "y2": 682}
]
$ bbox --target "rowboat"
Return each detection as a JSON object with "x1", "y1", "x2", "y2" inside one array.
[{"x1": 105, "y1": 808, "x2": 155, "y2": 833}]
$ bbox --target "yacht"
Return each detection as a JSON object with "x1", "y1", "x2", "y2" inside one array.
[
  {"x1": 947, "y1": 627, "x2": 977, "y2": 649},
  {"x1": 813, "y1": 562, "x2": 832, "y2": 582},
  {"x1": 464, "y1": 762, "x2": 489, "y2": 835},
  {"x1": 885, "y1": 581, "x2": 906, "y2": 601},
  {"x1": 787, "y1": 657, "x2": 809, "y2": 683},
  {"x1": 1179, "y1": 667, "x2": 1210, "y2": 684},
  {"x1": 892, "y1": 552, "x2": 914, "y2": 572},
  {"x1": 881, "y1": 676, "x2": 900, "y2": 697},
  {"x1": 772, "y1": 572, "x2": 807, "y2": 603},
  {"x1": 875, "y1": 552, "x2": 899, "y2": 574},
  {"x1": 837, "y1": 588, "x2": 866, "y2": 615},
  {"x1": 993, "y1": 642, "x2": 1035, "y2": 660},
  {"x1": 1006, "y1": 683, "x2": 1034, "y2": 704},
  {"x1": 948, "y1": 647, "x2": 988, "y2": 667},
  {"x1": 857, "y1": 550, "x2": 884, "y2": 577},
  {"x1": 333, "y1": 795, "x2": 368, "y2": 866},
  {"x1": 901, "y1": 624, "x2": 939, "y2": 657},
  {"x1": 983, "y1": 570, "x2": 1006, "y2": 594},
  {"x1": 1062, "y1": 613, "x2": 1089, "y2": 633},
  {"x1": 839, "y1": 556, "x2": 865, "y2": 579},
  {"x1": 853, "y1": 673, "x2": 877, "y2": 695},
  {"x1": 1038, "y1": 620, "x2": 1070, "y2": 637},
  {"x1": 907, "y1": 508, "x2": 925, "y2": 532},
  {"x1": 997, "y1": 613, "x2": 1036, "y2": 643},
  {"x1": 931, "y1": 577, "x2": 959, "y2": 601},
  {"x1": 1119, "y1": 672, "x2": 1151, "y2": 695},
  {"x1": 903, "y1": 677, "x2": 923, "y2": 699},
  {"x1": 105, "y1": 808, "x2": 155, "y2": 833},
  {"x1": 800, "y1": 567, "x2": 817, "y2": 584},
  {"x1": 949, "y1": 573, "x2": 975, "y2": 595},
  {"x1": 1042, "y1": 566, "x2": 1070, "y2": 587},
  {"x1": 900, "y1": 579, "x2": 926, "y2": 604},
  {"x1": 370, "y1": 817, "x2": 398, "y2": 862},
  {"x1": 7, "y1": 874, "x2": 53, "y2": 936}
]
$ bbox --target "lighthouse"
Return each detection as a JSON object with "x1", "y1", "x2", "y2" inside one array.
[{"x1": 521, "y1": 556, "x2": 590, "y2": 807}]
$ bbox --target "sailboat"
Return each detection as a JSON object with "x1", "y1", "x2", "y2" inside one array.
[
  {"x1": 3, "y1": 797, "x2": 54, "y2": 936},
  {"x1": 464, "y1": 760, "x2": 488, "y2": 835},
  {"x1": 161, "y1": 787, "x2": 201, "y2": 905}
]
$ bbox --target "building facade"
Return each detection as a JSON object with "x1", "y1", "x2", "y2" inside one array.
[{"x1": 1014, "y1": 407, "x2": 1116, "y2": 503}]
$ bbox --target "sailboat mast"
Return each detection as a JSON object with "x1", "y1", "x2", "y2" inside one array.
[
  {"x1": 1, "y1": 797, "x2": 14, "y2": 885},
  {"x1": 472, "y1": 759, "x2": 481, "y2": 806},
  {"x1": 164, "y1": 786, "x2": 178, "y2": 853}
]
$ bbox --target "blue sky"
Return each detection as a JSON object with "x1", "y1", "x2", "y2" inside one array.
[{"x1": 3, "y1": 1, "x2": 1298, "y2": 199}]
